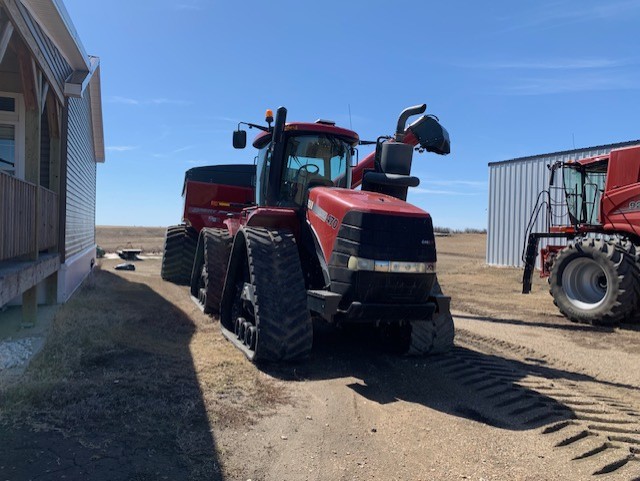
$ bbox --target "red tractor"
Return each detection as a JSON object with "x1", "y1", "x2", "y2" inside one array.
[
  {"x1": 163, "y1": 104, "x2": 454, "y2": 361},
  {"x1": 522, "y1": 145, "x2": 640, "y2": 326}
]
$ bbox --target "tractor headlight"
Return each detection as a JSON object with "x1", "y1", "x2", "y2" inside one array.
[{"x1": 347, "y1": 256, "x2": 435, "y2": 273}]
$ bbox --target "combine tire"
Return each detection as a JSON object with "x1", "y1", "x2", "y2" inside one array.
[
  {"x1": 191, "y1": 228, "x2": 232, "y2": 315},
  {"x1": 549, "y1": 237, "x2": 639, "y2": 326},
  {"x1": 161, "y1": 225, "x2": 197, "y2": 284},
  {"x1": 220, "y1": 227, "x2": 313, "y2": 362},
  {"x1": 407, "y1": 278, "x2": 455, "y2": 355}
]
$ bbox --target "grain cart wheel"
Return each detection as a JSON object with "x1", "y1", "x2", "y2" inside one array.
[
  {"x1": 219, "y1": 227, "x2": 313, "y2": 362},
  {"x1": 190, "y1": 228, "x2": 232, "y2": 315},
  {"x1": 549, "y1": 238, "x2": 639, "y2": 326},
  {"x1": 161, "y1": 225, "x2": 198, "y2": 284},
  {"x1": 407, "y1": 277, "x2": 455, "y2": 355}
]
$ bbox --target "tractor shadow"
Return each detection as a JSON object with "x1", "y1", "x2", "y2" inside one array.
[
  {"x1": 0, "y1": 271, "x2": 223, "y2": 481},
  {"x1": 263, "y1": 324, "x2": 614, "y2": 432}
]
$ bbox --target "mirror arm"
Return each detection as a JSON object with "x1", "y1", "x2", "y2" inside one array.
[{"x1": 237, "y1": 121, "x2": 269, "y2": 133}]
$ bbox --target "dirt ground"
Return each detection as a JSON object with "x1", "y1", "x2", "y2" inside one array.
[{"x1": 1, "y1": 231, "x2": 639, "y2": 480}]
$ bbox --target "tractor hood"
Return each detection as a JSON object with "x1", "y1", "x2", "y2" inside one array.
[{"x1": 307, "y1": 187, "x2": 431, "y2": 262}]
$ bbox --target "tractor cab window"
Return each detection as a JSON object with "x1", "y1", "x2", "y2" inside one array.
[
  {"x1": 279, "y1": 134, "x2": 351, "y2": 206},
  {"x1": 255, "y1": 145, "x2": 271, "y2": 205}
]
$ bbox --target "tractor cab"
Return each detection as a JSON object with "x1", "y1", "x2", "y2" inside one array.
[{"x1": 234, "y1": 109, "x2": 359, "y2": 208}]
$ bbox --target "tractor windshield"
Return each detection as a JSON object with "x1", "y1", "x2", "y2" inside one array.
[
  {"x1": 279, "y1": 134, "x2": 351, "y2": 206},
  {"x1": 563, "y1": 162, "x2": 607, "y2": 225}
]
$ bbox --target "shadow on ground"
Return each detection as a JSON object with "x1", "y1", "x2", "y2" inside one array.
[
  {"x1": 453, "y1": 312, "x2": 640, "y2": 333},
  {"x1": 264, "y1": 324, "x2": 590, "y2": 432},
  {"x1": 0, "y1": 271, "x2": 222, "y2": 481}
]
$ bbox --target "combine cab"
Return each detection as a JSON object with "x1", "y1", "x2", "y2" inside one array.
[
  {"x1": 164, "y1": 104, "x2": 455, "y2": 361},
  {"x1": 522, "y1": 145, "x2": 640, "y2": 326}
]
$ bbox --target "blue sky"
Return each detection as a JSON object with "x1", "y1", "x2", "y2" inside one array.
[{"x1": 64, "y1": 0, "x2": 640, "y2": 229}]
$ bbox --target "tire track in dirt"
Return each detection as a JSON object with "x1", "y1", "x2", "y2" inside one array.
[{"x1": 446, "y1": 328, "x2": 640, "y2": 479}]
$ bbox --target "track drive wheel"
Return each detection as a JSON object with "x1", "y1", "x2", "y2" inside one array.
[
  {"x1": 549, "y1": 237, "x2": 639, "y2": 326},
  {"x1": 191, "y1": 228, "x2": 232, "y2": 315},
  {"x1": 220, "y1": 227, "x2": 313, "y2": 362},
  {"x1": 407, "y1": 277, "x2": 455, "y2": 355},
  {"x1": 161, "y1": 224, "x2": 198, "y2": 284}
]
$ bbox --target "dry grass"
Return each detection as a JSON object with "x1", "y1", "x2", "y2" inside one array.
[
  {"x1": 96, "y1": 225, "x2": 167, "y2": 253},
  {"x1": 436, "y1": 233, "x2": 561, "y2": 322},
  {"x1": 0, "y1": 261, "x2": 289, "y2": 478}
]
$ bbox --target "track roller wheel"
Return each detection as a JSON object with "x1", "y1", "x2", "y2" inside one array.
[{"x1": 220, "y1": 227, "x2": 313, "y2": 362}]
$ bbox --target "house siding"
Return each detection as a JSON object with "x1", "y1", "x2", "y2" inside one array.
[
  {"x1": 16, "y1": 2, "x2": 73, "y2": 93},
  {"x1": 65, "y1": 92, "x2": 95, "y2": 258}
]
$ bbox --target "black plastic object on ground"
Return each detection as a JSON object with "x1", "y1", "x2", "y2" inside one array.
[
  {"x1": 117, "y1": 249, "x2": 141, "y2": 261},
  {"x1": 115, "y1": 263, "x2": 136, "y2": 271}
]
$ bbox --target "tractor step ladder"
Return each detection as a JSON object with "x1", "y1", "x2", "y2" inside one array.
[{"x1": 522, "y1": 234, "x2": 540, "y2": 294}]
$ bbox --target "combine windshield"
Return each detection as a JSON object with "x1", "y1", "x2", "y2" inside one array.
[
  {"x1": 563, "y1": 162, "x2": 606, "y2": 225},
  {"x1": 279, "y1": 134, "x2": 351, "y2": 206}
]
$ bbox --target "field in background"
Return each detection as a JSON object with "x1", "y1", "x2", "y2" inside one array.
[
  {"x1": 97, "y1": 226, "x2": 166, "y2": 253},
  {"x1": 97, "y1": 227, "x2": 559, "y2": 324},
  {"x1": 435, "y1": 233, "x2": 560, "y2": 323}
]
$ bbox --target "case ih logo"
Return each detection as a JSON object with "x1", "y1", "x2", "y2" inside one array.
[{"x1": 326, "y1": 214, "x2": 339, "y2": 229}]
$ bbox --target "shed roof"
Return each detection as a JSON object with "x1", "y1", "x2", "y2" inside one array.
[{"x1": 488, "y1": 139, "x2": 640, "y2": 167}]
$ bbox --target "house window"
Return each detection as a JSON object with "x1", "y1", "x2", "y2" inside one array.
[
  {"x1": 0, "y1": 96, "x2": 16, "y2": 112},
  {"x1": 0, "y1": 92, "x2": 24, "y2": 179},
  {"x1": 0, "y1": 124, "x2": 16, "y2": 176}
]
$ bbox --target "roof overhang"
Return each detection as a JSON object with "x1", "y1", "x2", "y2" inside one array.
[
  {"x1": 20, "y1": 0, "x2": 104, "y2": 163},
  {"x1": 20, "y1": 0, "x2": 88, "y2": 70}
]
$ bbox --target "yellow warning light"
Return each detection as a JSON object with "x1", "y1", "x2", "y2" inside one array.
[{"x1": 265, "y1": 109, "x2": 274, "y2": 123}]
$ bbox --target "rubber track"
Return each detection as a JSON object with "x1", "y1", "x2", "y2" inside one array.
[
  {"x1": 408, "y1": 277, "x2": 455, "y2": 355},
  {"x1": 201, "y1": 228, "x2": 232, "y2": 314},
  {"x1": 549, "y1": 237, "x2": 639, "y2": 325},
  {"x1": 240, "y1": 227, "x2": 313, "y2": 361},
  {"x1": 161, "y1": 225, "x2": 197, "y2": 284}
]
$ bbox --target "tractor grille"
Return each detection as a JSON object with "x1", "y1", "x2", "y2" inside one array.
[{"x1": 328, "y1": 211, "x2": 437, "y2": 308}]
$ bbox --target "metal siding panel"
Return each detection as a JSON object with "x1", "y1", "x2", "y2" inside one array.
[{"x1": 65, "y1": 93, "x2": 95, "y2": 258}]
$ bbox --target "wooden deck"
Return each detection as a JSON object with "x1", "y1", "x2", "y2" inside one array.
[
  {"x1": 0, "y1": 253, "x2": 60, "y2": 307},
  {"x1": 0, "y1": 172, "x2": 59, "y2": 261}
]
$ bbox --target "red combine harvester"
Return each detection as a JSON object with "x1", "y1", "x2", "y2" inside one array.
[
  {"x1": 522, "y1": 145, "x2": 640, "y2": 326},
  {"x1": 163, "y1": 104, "x2": 454, "y2": 361}
]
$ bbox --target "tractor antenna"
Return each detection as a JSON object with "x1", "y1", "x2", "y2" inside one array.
[
  {"x1": 348, "y1": 104, "x2": 353, "y2": 130},
  {"x1": 572, "y1": 133, "x2": 576, "y2": 149}
]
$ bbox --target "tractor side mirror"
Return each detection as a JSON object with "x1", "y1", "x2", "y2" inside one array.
[{"x1": 233, "y1": 130, "x2": 247, "y2": 149}]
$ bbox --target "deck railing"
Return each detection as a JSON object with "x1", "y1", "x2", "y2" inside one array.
[{"x1": 0, "y1": 172, "x2": 58, "y2": 261}]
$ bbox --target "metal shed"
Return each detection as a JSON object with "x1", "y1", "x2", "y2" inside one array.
[{"x1": 487, "y1": 140, "x2": 640, "y2": 268}]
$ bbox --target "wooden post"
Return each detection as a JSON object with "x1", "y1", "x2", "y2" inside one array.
[
  {"x1": 17, "y1": 42, "x2": 42, "y2": 325},
  {"x1": 45, "y1": 94, "x2": 60, "y2": 305}
]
